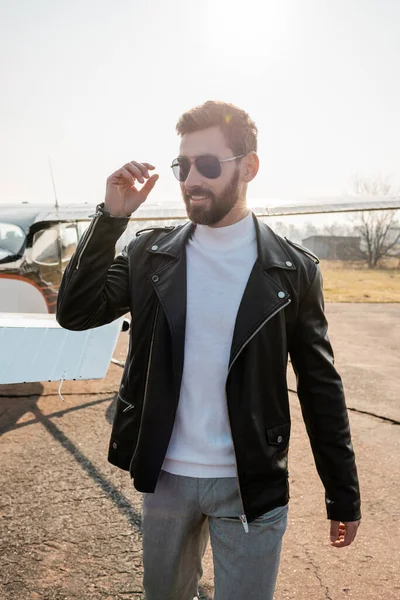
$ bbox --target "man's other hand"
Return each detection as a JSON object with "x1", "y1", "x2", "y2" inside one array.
[{"x1": 330, "y1": 520, "x2": 360, "y2": 548}]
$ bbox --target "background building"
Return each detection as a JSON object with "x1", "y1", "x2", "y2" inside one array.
[{"x1": 302, "y1": 235, "x2": 361, "y2": 260}]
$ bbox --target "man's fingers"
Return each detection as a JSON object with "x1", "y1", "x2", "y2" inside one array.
[
  {"x1": 139, "y1": 174, "x2": 159, "y2": 200},
  {"x1": 330, "y1": 520, "x2": 340, "y2": 543},
  {"x1": 129, "y1": 160, "x2": 152, "y2": 179},
  {"x1": 109, "y1": 167, "x2": 136, "y2": 187},
  {"x1": 124, "y1": 162, "x2": 145, "y2": 183},
  {"x1": 123, "y1": 161, "x2": 156, "y2": 184}
]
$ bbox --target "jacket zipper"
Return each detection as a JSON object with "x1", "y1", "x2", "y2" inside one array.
[
  {"x1": 225, "y1": 408, "x2": 249, "y2": 533},
  {"x1": 228, "y1": 299, "x2": 291, "y2": 375},
  {"x1": 128, "y1": 303, "x2": 159, "y2": 476},
  {"x1": 57, "y1": 213, "x2": 101, "y2": 310},
  {"x1": 119, "y1": 395, "x2": 135, "y2": 412},
  {"x1": 226, "y1": 297, "x2": 291, "y2": 533},
  {"x1": 75, "y1": 213, "x2": 101, "y2": 270}
]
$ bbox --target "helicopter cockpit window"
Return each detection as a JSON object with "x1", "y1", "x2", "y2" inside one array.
[{"x1": 0, "y1": 222, "x2": 25, "y2": 262}]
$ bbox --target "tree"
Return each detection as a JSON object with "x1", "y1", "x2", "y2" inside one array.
[{"x1": 351, "y1": 177, "x2": 400, "y2": 268}]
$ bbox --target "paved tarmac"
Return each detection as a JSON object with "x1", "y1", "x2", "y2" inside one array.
[{"x1": 0, "y1": 303, "x2": 399, "y2": 600}]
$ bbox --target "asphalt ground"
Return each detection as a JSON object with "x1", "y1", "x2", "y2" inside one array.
[{"x1": 0, "y1": 304, "x2": 399, "y2": 600}]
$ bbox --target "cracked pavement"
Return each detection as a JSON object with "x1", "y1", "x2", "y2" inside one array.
[{"x1": 1, "y1": 304, "x2": 399, "y2": 599}]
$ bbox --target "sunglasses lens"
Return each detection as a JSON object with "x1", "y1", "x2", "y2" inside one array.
[
  {"x1": 171, "y1": 158, "x2": 190, "y2": 181},
  {"x1": 196, "y1": 155, "x2": 221, "y2": 179},
  {"x1": 171, "y1": 155, "x2": 222, "y2": 181}
]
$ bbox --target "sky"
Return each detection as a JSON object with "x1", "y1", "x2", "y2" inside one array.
[{"x1": 0, "y1": 0, "x2": 399, "y2": 208}]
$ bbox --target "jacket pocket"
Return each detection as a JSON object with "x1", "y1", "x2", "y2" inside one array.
[{"x1": 266, "y1": 422, "x2": 291, "y2": 447}]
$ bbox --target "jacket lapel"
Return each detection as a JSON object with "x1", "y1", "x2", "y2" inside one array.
[
  {"x1": 229, "y1": 216, "x2": 296, "y2": 368},
  {"x1": 229, "y1": 262, "x2": 291, "y2": 368},
  {"x1": 146, "y1": 222, "x2": 194, "y2": 388}
]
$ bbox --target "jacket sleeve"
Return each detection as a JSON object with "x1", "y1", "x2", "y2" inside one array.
[
  {"x1": 289, "y1": 264, "x2": 361, "y2": 522},
  {"x1": 56, "y1": 206, "x2": 132, "y2": 330}
]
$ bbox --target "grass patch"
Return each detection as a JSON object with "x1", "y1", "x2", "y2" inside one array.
[{"x1": 320, "y1": 260, "x2": 400, "y2": 302}]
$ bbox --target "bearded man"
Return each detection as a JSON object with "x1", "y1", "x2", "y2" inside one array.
[{"x1": 57, "y1": 100, "x2": 361, "y2": 600}]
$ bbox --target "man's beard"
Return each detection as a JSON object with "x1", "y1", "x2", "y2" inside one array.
[{"x1": 182, "y1": 169, "x2": 240, "y2": 226}]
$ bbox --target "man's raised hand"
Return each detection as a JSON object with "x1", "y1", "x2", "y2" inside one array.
[{"x1": 104, "y1": 161, "x2": 159, "y2": 217}]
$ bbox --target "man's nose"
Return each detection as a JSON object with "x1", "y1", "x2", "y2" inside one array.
[{"x1": 184, "y1": 163, "x2": 204, "y2": 188}]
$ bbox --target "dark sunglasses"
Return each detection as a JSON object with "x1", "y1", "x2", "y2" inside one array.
[{"x1": 171, "y1": 154, "x2": 245, "y2": 182}]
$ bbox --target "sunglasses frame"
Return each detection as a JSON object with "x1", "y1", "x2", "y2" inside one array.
[{"x1": 170, "y1": 154, "x2": 246, "y2": 181}]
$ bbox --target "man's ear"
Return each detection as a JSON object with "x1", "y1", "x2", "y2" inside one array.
[{"x1": 242, "y1": 152, "x2": 259, "y2": 182}]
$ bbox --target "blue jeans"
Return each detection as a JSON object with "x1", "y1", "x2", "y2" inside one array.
[{"x1": 142, "y1": 470, "x2": 288, "y2": 600}]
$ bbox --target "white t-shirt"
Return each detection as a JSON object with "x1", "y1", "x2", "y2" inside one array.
[{"x1": 162, "y1": 211, "x2": 258, "y2": 477}]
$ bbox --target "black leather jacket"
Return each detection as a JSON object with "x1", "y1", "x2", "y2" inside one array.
[{"x1": 57, "y1": 205, "x2": 361, "y2": 524}]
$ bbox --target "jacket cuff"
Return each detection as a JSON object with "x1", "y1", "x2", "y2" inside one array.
[
  {"x1": 95, "y1": 202, "x2": 131, "y2": 222},
  {"x1": 326, "y1": 503, "x2": 361, "y2": 522}
]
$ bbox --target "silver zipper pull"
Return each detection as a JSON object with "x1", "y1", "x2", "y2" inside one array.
[{"x1": 240, "y1": 514, "x2": 249, "y2": 533}]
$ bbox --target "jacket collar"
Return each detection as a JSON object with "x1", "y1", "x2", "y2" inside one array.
[
  {"x1": 146, "y1": 212, "x2": 296, "y2": 271},
  {"x1": 253, "y1": 215, "x2": 296, "y2": 271},
  {"x1": 146, "y1": 221, "x2": 194, "y2": 258}
]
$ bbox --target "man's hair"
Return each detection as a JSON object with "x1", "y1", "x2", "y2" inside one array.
[{"x1": 176, "y1": 100, "x2": 258, "y2": 156}]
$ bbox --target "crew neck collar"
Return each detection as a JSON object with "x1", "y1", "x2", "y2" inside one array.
[{"x1": 192, "y1": 211, "x2": 255, "y2": 252}]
